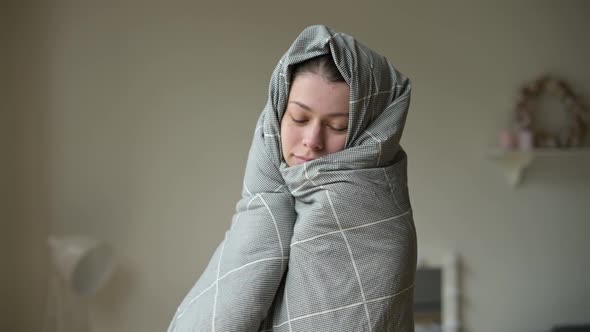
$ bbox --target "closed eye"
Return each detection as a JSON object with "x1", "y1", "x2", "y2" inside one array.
[
  {"x1": 328, "y1": 125, "x2": 348, "y2": 133},
  {"x1": 290, "y1": 115, "x2": 307, "y2": 124}
]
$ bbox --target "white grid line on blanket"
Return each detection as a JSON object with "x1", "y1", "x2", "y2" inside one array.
[
  {"x1": 290, "y1": 209, "x2": 411, "y2": 247},
  {"x1": 366, "y1": 131, "x2": 382, "y2": 166},
  {"x1": 262, "y1": 282, "x2": 415, "y2": 331},
  {"x1": 290, "y1": 180, "x2": 309, "y2": 195},
  {"x1": 244, "y1": 181, "x2": 252, "y2": 196},
  {"x1": 258, "y1": 192, "x2": 292, "y2": 332},
  {"x1": 390, "y1": 88, "x2": 411, "y2": 107},
  {"x1": 382, "y1": 170, "x2": 415, "y2": 236},
  {"x1": 292, "y1": 162, "x2": 320, "y2": 194},
  {"x1": 358, "y1": 45, "x2": 377, "y2": 121},
  {"x1": 211, "y1": 231, "x2": 228, "y2": 332},
  {"x1": 219, "y1": 256, "x2": 288, "y2": 283},
  {"x1": 246, "y1": 195, "x2": 258, "y2": 211},
  {"x1": 176, "y1": 256, "x2": 289, "y2": 320},
  {"x1": 258, "y1": 194, "x2": 287, "y2": 273},
  {"x1": 350, "y1": 89, "x2": 394, "y2": 104},
  {"x1": 303, "y1": 163, "x2": 318, "y2": 187},
  {"x1": 283, "y1": 278, "x2": 294, "y2": 332},
  {"x1": 324, "y1": 188, "x2": 372, "y2": 332},
  {"x1": 383, "y1": 169, "x2": 401, "y2": 211}
]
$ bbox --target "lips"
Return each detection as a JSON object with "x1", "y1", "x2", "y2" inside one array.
[{"x1": 293, "y1": 155, "x2": 315, "y2": 164}]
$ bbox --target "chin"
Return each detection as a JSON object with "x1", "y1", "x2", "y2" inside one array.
[{"x1": 284, "y1": 156, "x2": 301, "y2": 167}]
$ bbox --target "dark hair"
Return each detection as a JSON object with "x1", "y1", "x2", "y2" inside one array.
[{"x1": 291, "y1": 54, "x2": 345, "y2": 83}]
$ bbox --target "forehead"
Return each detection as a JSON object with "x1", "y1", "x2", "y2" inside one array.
[{"x1": 287, "y1": 73, "x2": 350, "y2": 115}]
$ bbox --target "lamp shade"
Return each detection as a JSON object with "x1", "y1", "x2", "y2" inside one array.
[{"x1": 48, "y1": 235, "x2": 115, "y2": 296}]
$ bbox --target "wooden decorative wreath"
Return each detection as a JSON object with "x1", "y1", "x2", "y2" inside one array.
[{"x1": 514, "y1": 75, "x2": 589, "y2": 148}]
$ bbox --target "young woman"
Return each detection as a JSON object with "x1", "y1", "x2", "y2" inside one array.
[{"x1": 168, "y1": 25, "x2": 416, "y2": 332}]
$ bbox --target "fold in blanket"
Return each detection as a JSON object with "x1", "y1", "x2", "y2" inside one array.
[{"x1": 168, "y1": 25, "x2": 416, "y2": 332}]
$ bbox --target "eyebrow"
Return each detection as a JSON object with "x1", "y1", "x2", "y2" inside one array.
[{"x1": 288, "y1": 100, "x2": 349, "y2": 117}]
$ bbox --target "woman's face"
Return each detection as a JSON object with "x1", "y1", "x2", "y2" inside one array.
[{"x1": 280, "y1": 72, "x2": 350, "y2": 167}]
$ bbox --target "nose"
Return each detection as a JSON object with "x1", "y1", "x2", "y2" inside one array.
[{"x1": 302, "y1": 123, "x2": 324, "y2": 151}]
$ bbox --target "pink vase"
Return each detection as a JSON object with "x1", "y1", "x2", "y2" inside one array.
[
  {"x1": 518, "y1": 130, "x2": 534, "y2": 150},
  {"x1": 499, "y1": 130, "x2": 517, "y2": 150}
]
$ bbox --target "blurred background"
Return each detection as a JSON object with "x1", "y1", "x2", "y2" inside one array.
[{"x1": 2, "y1": 1, "x2": 589, "y2": 331}]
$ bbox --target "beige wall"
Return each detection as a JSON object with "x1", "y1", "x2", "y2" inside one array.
[
  {"x1": 1, "y1": 10, "x2": 9, "y2": 332},
  {"x1": 5, "y1": 3, "x2": 52, "y2": 331},
  {"x1": 8, "y1": 1, "x2": 590, "y2": 331},
  {"x1": 1, "y1": 4, "x2": 15, "y2": 330}
]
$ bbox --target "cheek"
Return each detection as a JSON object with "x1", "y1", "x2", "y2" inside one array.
[
  {"x1": 329, "y1": 135, "x2": 347, "y2": 153},
  {"x1": 280, "y1": 122, "x2": 297, "y2": 152}
]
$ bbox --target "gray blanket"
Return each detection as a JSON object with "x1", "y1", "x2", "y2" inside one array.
[{"x1": 168, "y1": 25, "x2": 416, "y2": 332}]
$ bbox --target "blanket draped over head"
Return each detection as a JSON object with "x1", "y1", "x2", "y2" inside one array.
[{"x1": 168, "y1": 25, "x2": 416, "y2": 332}]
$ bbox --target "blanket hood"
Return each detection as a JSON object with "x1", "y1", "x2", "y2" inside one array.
[{"x1": 262, "y1": 25, "x2": 411, "y2": 175}]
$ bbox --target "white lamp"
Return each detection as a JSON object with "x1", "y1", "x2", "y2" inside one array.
[{"x1": 44, "y1": 235, "x2": 116, "y2": 332}]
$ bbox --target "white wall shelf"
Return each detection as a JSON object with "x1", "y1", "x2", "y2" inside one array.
[{"x1": 488, "y1": 148, "x2": 590, "y2": 187}]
